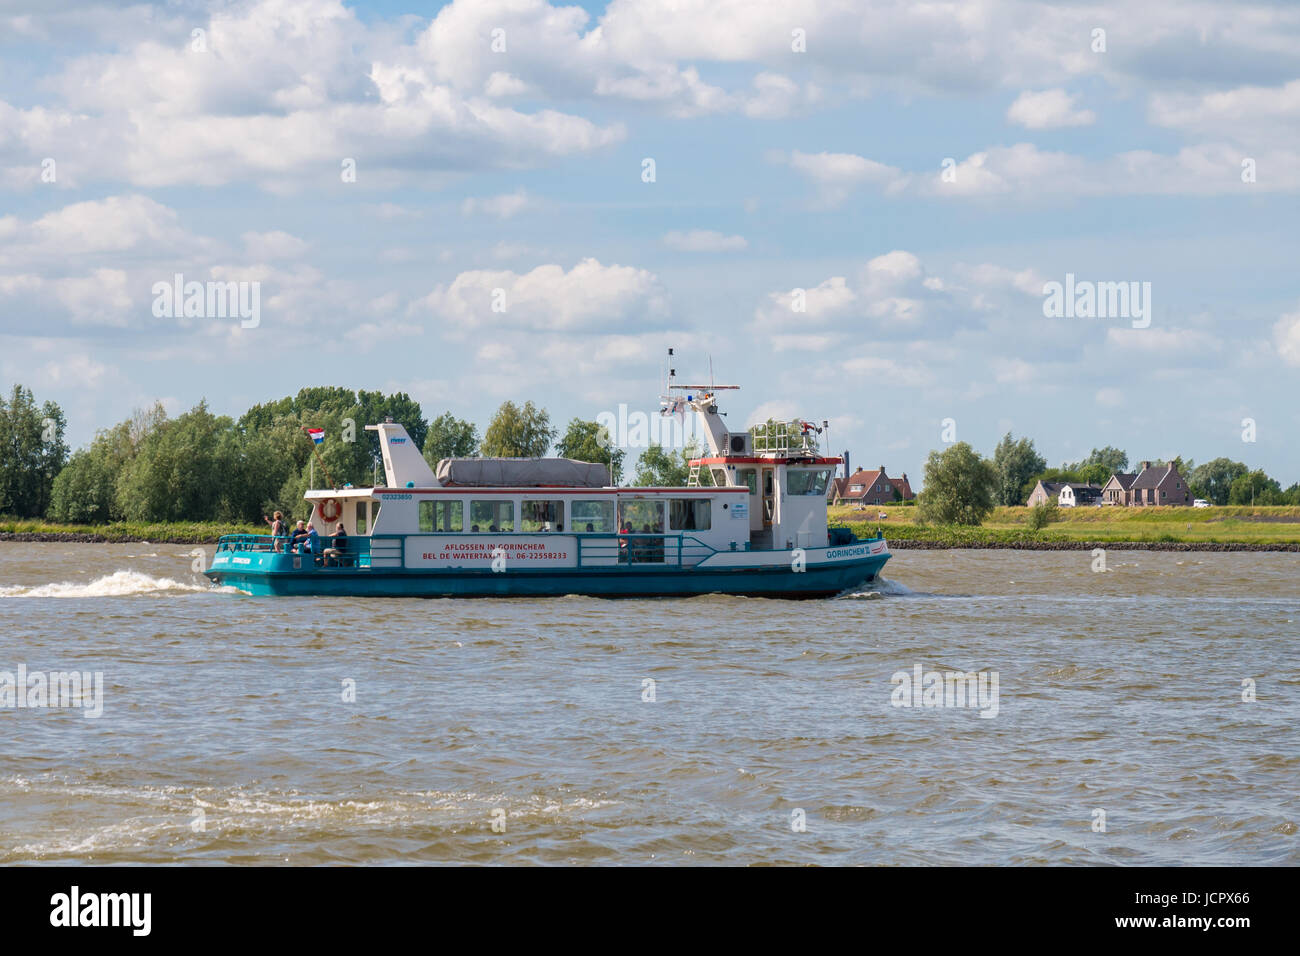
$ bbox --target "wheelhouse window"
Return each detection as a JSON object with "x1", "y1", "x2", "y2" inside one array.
[
  {"x1": 470, "y1": 500, "x2": 514, "y2": 532},
  {"x1": 787, "y1": 469, "x2": 832, "y2": 495},
  {"x1": 619, "y1": 499, "x2": 664, "y2": 534},
  {"x1": 737, "y1": 468, "x2": 758, "y2": 495},
  {"x1": 668, "y1": 498, "x2": 712, "y2": 531},
  {"x1": 571, "y1": 499, "x2": 615, "y2": 533},
  {"x1": 522, "y1": 499, "x2": 565, "y2": 532},
  {"x1": 419, "y1": 499, "x2": 463, "y2": 533}
]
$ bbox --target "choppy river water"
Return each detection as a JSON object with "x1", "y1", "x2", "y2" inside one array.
[{"x1": 1, "y1": 543, "x2": 1296, "y2": 865}]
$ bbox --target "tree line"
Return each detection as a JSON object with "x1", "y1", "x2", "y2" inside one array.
[
  {"x1": 0, "y1": 385, "x2": 696, "y2": 524},
  {"x1": 916, "y1": 433, "x2": 1300, "y2": 526}
]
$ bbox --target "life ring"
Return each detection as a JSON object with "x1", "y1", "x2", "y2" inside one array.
[{"x1": 318, "y1": 498, "x2": 342, "y2": 523}]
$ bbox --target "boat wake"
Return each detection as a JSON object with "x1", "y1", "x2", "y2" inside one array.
[
  {"x1": 838, "y1": 576, "x2": 918, "y2": 599},
  {"x1": 0, "y1": 570, "x2": 236, "y2": 598}
]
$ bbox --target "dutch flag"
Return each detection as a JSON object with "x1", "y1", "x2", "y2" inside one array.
[{"x1": 307, "y1": 428, "x2": 325, "y2": 444}]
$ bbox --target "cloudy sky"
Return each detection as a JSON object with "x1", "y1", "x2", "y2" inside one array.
[{"x1": 2, "y1": 0, "x2": 1297, "y2": 484}]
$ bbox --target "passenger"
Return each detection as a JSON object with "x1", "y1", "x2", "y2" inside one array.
[
  {"x1": 470, "y1": 524, "x2": 479, "y2": 532},
  {"x1": 323, "y1": 522, "x2": 348, "y2": 566},
  {"x1": 489, "y1": 524, "x2": 499, "y2": 532},
  {"x1": 585, "y1": 522, "x2": 594, "y2": 532},
  {"x1": 289, "y1": 520, "x2": 309, "y2": 551},
  {"x1": 302, "y1": 523, "x2": 320, "y2": 560},
  {"x1": 263, "y1": 510, "x2": 287, "y2": 552}
]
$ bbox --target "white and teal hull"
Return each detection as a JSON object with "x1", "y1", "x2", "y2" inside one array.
[{"x1": 205, "y1": 534, "x2": 890, "y2": 599}]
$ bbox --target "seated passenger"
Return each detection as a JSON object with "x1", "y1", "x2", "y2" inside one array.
[
  {"x1": 323, "y1": 522, "x2": 348, "y2": 566},
  {"x1": 289, "y1": 520, "x2": 309, "y2": 551},
  {"x1": 470, "y1": 524, "x2": 479, "y2": 532},
  {"x1": 302, "y1": 524, "x2": 320, "y2": 558},
  {"x1": 585, "y1": 522, "x2": 595, "y2": 532}
]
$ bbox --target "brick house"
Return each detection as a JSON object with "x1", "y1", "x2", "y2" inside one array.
[
  {"x1": 1124, "y1": 461, "x2": 1191, "y2": 506},
  {"x1": 1026, "y1": 480, "x2": 1065, "y2": 507},
  {"x1": 1100, "y1": 472, "x2": 1137, "y2": 505},
  {"x1": 830, "y1": 467, "x2": 914, "y2": 506}
]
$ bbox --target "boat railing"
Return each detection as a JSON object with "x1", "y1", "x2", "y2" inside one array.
[
  {"x1": 575, "y1": 532, "x2": 716, "y2": 568},
  {"x1": 215, "y1": 534, "x2": 372, "y2": 567},
  {"x1": 752, "y1": 419, "x2": 819, "y2": 457}
]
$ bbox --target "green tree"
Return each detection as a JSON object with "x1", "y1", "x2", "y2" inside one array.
[
  {"x1": 916, "y1": 442, "x2": 997, "y2": 526},
  {"x1": 1066, "y1": 446, "x2": 1129, "y2": 474},
  {"x1": 1190, "y1": 458, "x2": 1249, "y2": 505},
  {"x1": 992, "y1": 432, "x2": 1046, "y2": 506},
  {"x1": 1027, "y1": 499, "x2": 1060, "y2": 530},
  {"x1": 0, "y1": 385, "x2": 69, "y2": 518},
  {"x1": 632, "y1": 443, "x2": 692, "y2": 487},
  {"x1": 556, "y1": 418, "x2": 626, "y2": 484},
  {"x1": 481, "y1": 400, "x2": 555, "y2": 458},
  {"x1": 1227, "y1": 469, "x2": 1282, "y2": 505},
  {"x1": 422, "y1": 413, "x2": 480, "y2": 469},
  {"x1": 114, "y1": 401, "x2": 247, "y2": 521},
  {"x1": 1075, "y1": 462, "x2": 1111, "y2": 486}
]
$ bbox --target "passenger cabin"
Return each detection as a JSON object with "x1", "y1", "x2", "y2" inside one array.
[{"x1": 281, "y1": 389, "x2": 839, "y2": 573}]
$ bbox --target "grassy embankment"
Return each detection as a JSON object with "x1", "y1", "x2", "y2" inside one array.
[
  {"x1": 0, "y1": 519, "x2": 263, "y2": 544},
  {"x1": 4, "y1": 505, "x2": 1300, "y2": 547},
  {"x1": 831, "y1": 504, "x2": 1300, "y2": 548}
]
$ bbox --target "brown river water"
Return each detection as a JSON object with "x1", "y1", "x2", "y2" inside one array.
[{"x1": 0, "y1": 542, "x2": 1296, "y2": 865}]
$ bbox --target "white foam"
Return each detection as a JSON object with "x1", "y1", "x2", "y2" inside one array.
[
  {"x1": 839, "y1": 576, "x2": 920, "y2": 599},
  {"x1": 0, "y1": 570, "x2": 234, "y2": 598}
]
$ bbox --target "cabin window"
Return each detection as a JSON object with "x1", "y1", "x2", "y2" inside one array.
[
  {"x1": 669, "y1": 498, "x2": 712, "y2": 531},
  {"x1": 419, "y1": 499, "x2": 463, "y2": 533},
  {"x1": 619, "y1": 499, "x2": 664, "y2": 534},
  {"x1": 571, "y1": 499, "x2": 615, "y2": 533},
  {"x1": 737, "y1": 468, "x2": 757, "y2": 495},
  {"x1": 787, "y1": 469, "x2": 832, "y2": 495},
  {"x1": 355, "y1": 501, "x2": 367, "y2": 534},
  {"x1": 470, "y1": 500, "x2": 514, "y2": 532},
  {"x1": 522, "y1": 499, "x2": 565, "y2": 532}
]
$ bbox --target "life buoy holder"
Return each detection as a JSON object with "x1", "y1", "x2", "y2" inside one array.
[{"x1": 318, "y1": 498, "x2": 343, "y2": 523}]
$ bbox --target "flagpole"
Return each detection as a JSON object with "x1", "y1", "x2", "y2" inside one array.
[{"x1": 301, "y1": 427, "x2": 337, "y2": 489}]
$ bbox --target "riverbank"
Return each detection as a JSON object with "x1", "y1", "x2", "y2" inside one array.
[
  {"x1": 832, "y1": 503, "x2": 1300, "y2": 550},
  {"x1": 4, "y1": 518, "x2": 1300, "y2": 551},
  {"x1": 0, "y1": 520, "x2": 260, "y2": 544}
]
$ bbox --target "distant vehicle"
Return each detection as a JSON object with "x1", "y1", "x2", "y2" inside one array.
[{"x1": 1193, "y1": 499, "x2": 1210, "y2": 508}]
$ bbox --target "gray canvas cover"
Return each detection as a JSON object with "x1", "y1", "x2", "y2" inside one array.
[{"x1": 436, "y1": 457, "x2": 609, "y2": 488}]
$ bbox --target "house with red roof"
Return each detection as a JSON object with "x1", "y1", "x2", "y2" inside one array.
[{"x1": 829, "y1": 466, "x2": 915, "y2": 506}]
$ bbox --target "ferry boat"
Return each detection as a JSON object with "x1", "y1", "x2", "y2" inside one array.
[{"x1": 205, "y1": 372, "x2": 890, "y2": 598}]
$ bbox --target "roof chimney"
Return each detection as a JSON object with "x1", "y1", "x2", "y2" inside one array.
[{"x1": 1140, "y1": 460, "x2": 1152, "y2": 471}]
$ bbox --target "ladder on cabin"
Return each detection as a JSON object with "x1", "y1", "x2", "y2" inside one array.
[{"x1": 686, "y1": 464, "x2": 702, "y2": 487}]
